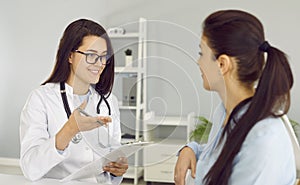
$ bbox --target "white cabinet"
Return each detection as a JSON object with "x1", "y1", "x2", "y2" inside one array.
[
  {"x1": 109, "y1": 18, "x2": 147, "y2": 185},
  {"x1": 143, "y1": 112, "x2": 195, "y2": 183},
  {"x1": 144, "y1": 141, "x2": 183, "y2": 183}
]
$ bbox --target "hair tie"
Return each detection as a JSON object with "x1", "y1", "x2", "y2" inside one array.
[{"x1": 259, "y1": 41, "x2": 271, "y2": 52}]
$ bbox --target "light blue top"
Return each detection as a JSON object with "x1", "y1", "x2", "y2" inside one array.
[{"x1": 187, "y1": 103, "x2": 296, "y2": 185}]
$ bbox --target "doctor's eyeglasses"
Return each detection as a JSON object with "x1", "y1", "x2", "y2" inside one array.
[{"x1": 75, "y1": 50, "x2": 110, "y2": 65}]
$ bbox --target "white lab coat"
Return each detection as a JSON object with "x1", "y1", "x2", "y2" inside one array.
[{"x1": 20, "y1": 83, "x2": 122, "y2": 184}]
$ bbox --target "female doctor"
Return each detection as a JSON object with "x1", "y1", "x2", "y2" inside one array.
[{"x1": 20, "y1": 19, "x2": 128, "y2": 184}]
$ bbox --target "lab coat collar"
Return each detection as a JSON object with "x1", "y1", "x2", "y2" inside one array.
[{"x1": 64, "y1": 83, "x2": 74, "y2": 95}]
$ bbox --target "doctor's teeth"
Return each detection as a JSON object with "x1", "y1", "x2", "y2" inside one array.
[{"x1": 90, "y1": 70, "x2": 99, "y2": 74}]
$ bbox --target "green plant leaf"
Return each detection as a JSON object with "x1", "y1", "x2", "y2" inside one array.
[{"x1": 190, "y1": 116, "x2": 212, "y2": 144}]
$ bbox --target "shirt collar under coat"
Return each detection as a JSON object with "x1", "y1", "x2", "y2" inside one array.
[{"x1": 63, "y1": 82, "x2": 97, "y2": 96}]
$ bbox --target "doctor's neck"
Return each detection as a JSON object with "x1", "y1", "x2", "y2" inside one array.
[{"x1": 66, "y1": 78, "x2": 90, "y2": 95}]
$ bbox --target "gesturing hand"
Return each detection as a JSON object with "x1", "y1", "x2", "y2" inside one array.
[
  {"x1": 55, "y1": 100, "x2": 112, "y2": 151},
  {"x1": 71, "y1": 101, "x2": 111, "y2": 133}
]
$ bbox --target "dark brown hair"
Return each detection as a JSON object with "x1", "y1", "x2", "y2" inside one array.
[
  {"x1": 202, "y1": 10, "x2": 293, "y2": 185},
  {"x1": 42, "y1": 19, "x2": 115, "y2": 96}
]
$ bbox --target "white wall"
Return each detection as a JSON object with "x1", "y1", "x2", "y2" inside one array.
[
  {"x1": 106, "y1": 0, "x2": 300, "y2": 124},
  {"x1": 1, "y1": 0, "x2": 299, "y2": 158}
]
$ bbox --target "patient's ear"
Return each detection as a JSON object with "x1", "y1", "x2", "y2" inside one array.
[{"x1": 217, "y1": 54, "x2": 233, "y2": 75}]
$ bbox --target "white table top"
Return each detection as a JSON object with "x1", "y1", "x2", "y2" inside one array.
[{"x1": 0, "y1": 173, "x2": 99, "y2": 185}]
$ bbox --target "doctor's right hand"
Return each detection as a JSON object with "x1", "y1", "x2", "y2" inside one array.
[
  {"x1": 174, "y1": 146, "x2": 196, "y2": 185},
  {"x1": 55, "y1": 101, "x2": 111, "y2": 151},
  {"x1": 71, "y1": 101, "x2": 111, "y2": 132}
]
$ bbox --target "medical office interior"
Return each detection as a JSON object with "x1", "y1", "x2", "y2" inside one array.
[{"x1": 0, "y1": 0, "x2": 299, "y2": 184}]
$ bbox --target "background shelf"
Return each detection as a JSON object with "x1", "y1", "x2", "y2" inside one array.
[
  {"x1": 109, "y1": 32, "x2": 139, "y2": 38},
  {"x1": 110, "y1": 17, "x2": 147, "y2": 185}
]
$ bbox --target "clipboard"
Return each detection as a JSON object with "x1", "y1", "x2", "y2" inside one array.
[{"x1": 60, "y1": 141, "x2": 152, "y2": 182}]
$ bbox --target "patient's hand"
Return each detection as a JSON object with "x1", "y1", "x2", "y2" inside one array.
[{"x1": 174, "y1": 147, "x2": 196, "y2": 185}]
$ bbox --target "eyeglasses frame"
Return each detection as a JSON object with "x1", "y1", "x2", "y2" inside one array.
[{"x1": 75, "y1": 50, "x2": 110, "y2": 65}]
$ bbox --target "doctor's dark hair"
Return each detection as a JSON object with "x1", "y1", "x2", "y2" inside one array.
[
  {"x1": 42, "y1": 19, "x2": 114, "y2": 96},
  {"x1": 202, "y1": 10, "x2": 293, "y2": 185}
]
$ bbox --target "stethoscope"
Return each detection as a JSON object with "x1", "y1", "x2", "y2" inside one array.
[{"x1": 60, "y1": 82, "x2": 111, "y2": 144}]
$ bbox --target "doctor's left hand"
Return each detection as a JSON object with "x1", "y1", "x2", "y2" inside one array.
[{"x1": 103, "y1": 157, "x2": 128, "y2": 176}]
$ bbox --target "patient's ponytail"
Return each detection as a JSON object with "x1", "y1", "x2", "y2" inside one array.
[{"x1": 255, "y1": 43, "x2": 293, "y2": 117}]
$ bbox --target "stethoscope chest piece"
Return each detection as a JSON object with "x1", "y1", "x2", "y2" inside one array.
[{"x1": 71, "y1": 133, "x2": 82, "y2": 144}]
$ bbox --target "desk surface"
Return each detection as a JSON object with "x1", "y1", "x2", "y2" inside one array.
[{"x1": 0, "y1": 173, "x2": 98, "y2": 185}]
